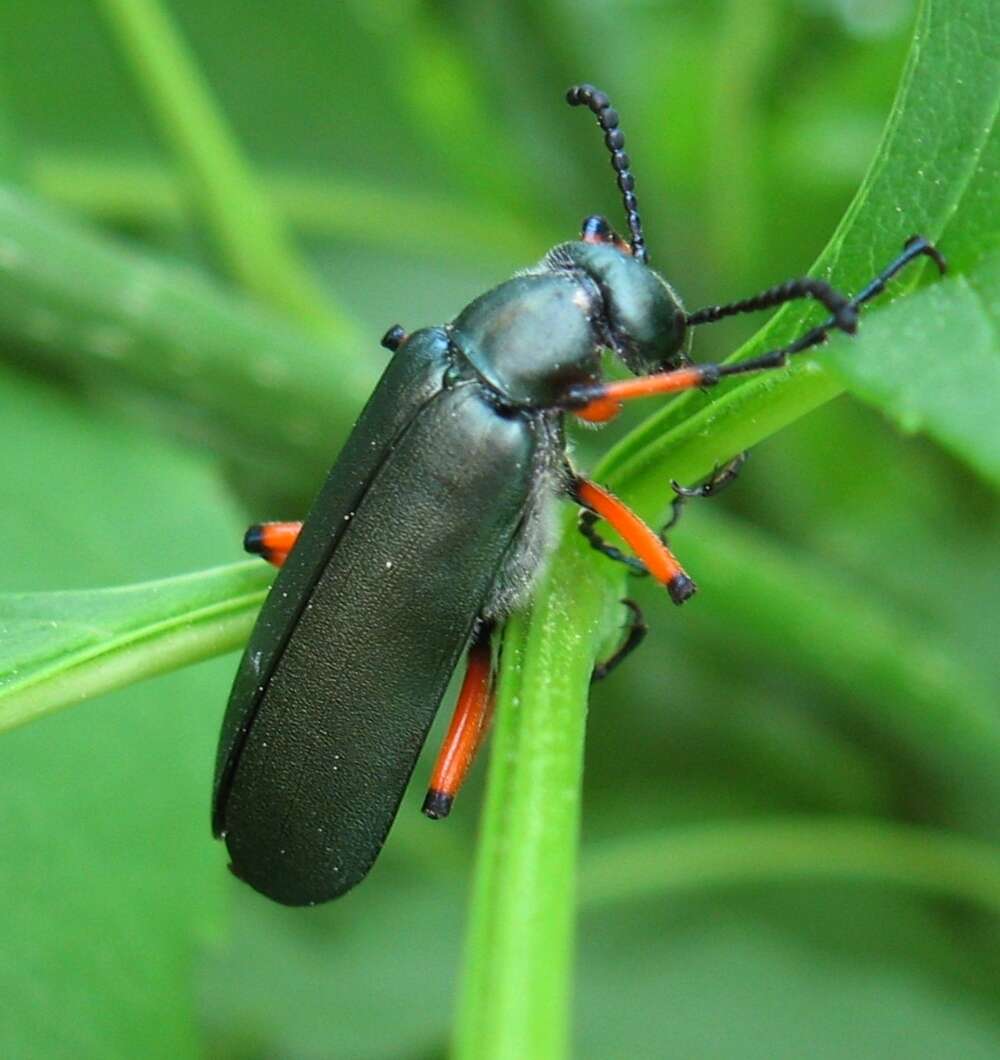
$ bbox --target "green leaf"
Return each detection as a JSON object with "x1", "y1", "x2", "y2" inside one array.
[
  {"x1": 574, "y1": 884, "x2": 1000, "y2": 1060},
  {"x1": 0, "y1": 562, "x2": 270, "y2": 734},
  {"x1": 673, "y1": 506, "x2": 1000, "y2": 769},
  {"x1": 826, "y1": 249, "x2": 1000, "y2": 486}
]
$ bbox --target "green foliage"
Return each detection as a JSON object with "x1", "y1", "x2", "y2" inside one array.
[
  {"x1": 0, "y1": 561, "x2": 267, "y2": 733},
  {"x1": 827, "y1": 251, "x2": 1000, "y2": 485},
  {"x1": 0, "y1": 368, "x2": 231, "y2": 1059},
  {"x1": 0, "y1": 0, "x2": 996, "y2": 1058}
]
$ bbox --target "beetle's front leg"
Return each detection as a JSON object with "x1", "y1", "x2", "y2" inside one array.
[
  {"x1": 567, "y1": 236, "x2": 946, "y2": 424},
  {"x1": 244, "y1": 521, "x2": 302, "y2": 568},
  {"x1": 572, "y1": 477, "x2": 696, "y2": 605},
  {"x1": 423, "y1": 620, "x2": 496, "y2": 820}
]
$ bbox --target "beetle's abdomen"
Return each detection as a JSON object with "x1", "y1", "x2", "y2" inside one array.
[
  {"x1": 451, "y1": 274, "x2": 601, "y2": 406},
  {"x1": 217, "y1": 383, "x2": 537, "y2": 905}
]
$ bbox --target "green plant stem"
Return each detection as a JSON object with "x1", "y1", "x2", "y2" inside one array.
[
  {"x1": 28, "y1": 152, "x2": 547, "y2": 265},
  {"x1": 0, "y1": 188, "x2": 373, "y2": 492},
  {"x1": 706, "y1": 0, "x2": 778, "y2": 286},
  {"x1": 453, "y1": 367, "x2": 839, "y2": 1059},
  {"x1": 455, "y1": 532, "x2": 609, "y2": 1060},
  {"x1": 579, "y1": 818, "x2": 1000, "y2": 917},
  {"x1": 95, "y1": 0, "x2": 356, "y2": 340}
]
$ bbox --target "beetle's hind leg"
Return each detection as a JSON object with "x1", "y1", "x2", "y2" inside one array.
[
  {"x1": 244, "y1": 521, "x2": 301, "y2": 568},
  {"x1": 423, "y1": 620, "x2": 496, "y2": 820}
]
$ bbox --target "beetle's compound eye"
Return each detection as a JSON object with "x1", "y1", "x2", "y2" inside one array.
[
  {"x1": 581, "y1": 214, "x2": 612, "y2": 241},
  {"x1": 581, "y1": 215, "x2": 632, "y2": 254}
]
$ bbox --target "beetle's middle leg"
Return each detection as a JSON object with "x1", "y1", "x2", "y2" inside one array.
[
  {"x1": 571, "y1": 477, "x2": 696, "y2": 605},
  {"x1": 244, "y1": 521, "x2": 301, "y2": 567},
  {"x1": 591, "y1": 599, "x2": 648, "y2": 682},
  {"x1": 664, "y1": 451, "x2": 748, "y2": 537},
  {"x1": 579, "y1": 450, "x2": 745, "y2": 575}
]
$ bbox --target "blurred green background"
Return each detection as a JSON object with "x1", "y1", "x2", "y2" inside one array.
[{"x1": 0, "y1": 1, "x2": 998, "y2": 1058}]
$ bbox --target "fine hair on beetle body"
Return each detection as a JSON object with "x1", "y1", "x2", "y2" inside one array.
[{"x1": 214, "y1": 82, "x2": 945, "y2": 906}]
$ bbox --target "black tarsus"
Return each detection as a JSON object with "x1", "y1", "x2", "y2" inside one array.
[
  {"x1": 566, "y1": 84, "x2": 647, "y2": 264},
  {"x1": 687, "y1": 277, "x2": 858, "y2": 334},
  {"x1": 591, "y1": 599, "x2": 648, "y2": 682},
  {"x1": 421, "y1": 790, "x2": 453, "y2": 820},
  {"x1": 666, "y1": 451, "x2": 748, "y2": 532},
  {"x1": 243, "y1": 524, "x2": 265, "y2": 555},
  {"x1": 712, "y1": 236, "x2": 947, "y2": 382}
]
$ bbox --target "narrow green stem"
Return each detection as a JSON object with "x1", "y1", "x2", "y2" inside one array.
[
  {"x1": 579, "y1": 819, "x2": 1000, "y2": 918},
  {"x1": 454, "y1": 534, "x2": 610, "y2": 1060},
  {"x1": 705, "y1": 0, "x2": 779, "y2": 286},
  {"x1": 28, "y1": 152, "x2": 547, "y2": 265},
  {"x1": 95, "y1": 0, "x2": 356, "y2": 340},
  {"x1": 0, "y1": 188, "x2": 373, "y2": 492}
]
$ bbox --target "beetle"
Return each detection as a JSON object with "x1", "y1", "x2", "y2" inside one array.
[{"x1": 213, "y1": 84, "x2": 945, "y2": 906}]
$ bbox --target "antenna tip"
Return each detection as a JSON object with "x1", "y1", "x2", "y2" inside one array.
[{"x1": 566, "y1": 84, "x2": 609, "y2": 110}]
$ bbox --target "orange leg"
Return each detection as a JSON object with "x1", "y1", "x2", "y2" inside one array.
[
  {"x1": 574, "y1": 478, "x2": 696, "y2": 604},
  {"x1": 571, "y1": 365, "x2": 710, "y2": 423},
  {"x1": 423, "y1": 622, "x2": 496, "y2": 820},
  {"x1": 569, "y1": 236, "x2": 946, "y2": 424},
  {"x1": 244, "y1": 521, "x2": 302, "y2": 568}
]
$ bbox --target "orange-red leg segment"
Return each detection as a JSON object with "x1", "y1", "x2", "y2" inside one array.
[
  {"x1": 423, "y1": 622, "x2": 496, "y2": 820},
  {"x1": 244, "y1": 521, "x2": 302, "y2": 568},
  {"x1": 571, "y1": 237, "x2": 947, "y2": 424},
  {"x1": 574, "y1": 479, "x2": 696, "y2": 604},
  {"x1": 573, "y1": 366, "x2": 709, "y2": 423}
]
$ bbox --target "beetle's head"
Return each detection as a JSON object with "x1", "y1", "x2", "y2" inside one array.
[
  {"x1": 565, "y1": 85, "x2": 691, "y2": 373},
  {"x1": 565, "y1": 219, "x2": 689, "y2": 373}
]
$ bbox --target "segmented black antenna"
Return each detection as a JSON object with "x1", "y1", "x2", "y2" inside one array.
[{"x1": 566, "y1": 84, "x2": 647, "y2": 263}]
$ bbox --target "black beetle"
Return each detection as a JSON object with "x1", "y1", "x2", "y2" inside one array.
[{"x1": 212, "y1": 84, "x2": 945, "y2": 905}]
